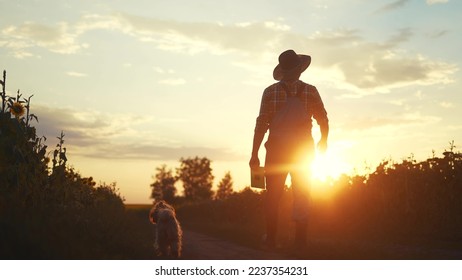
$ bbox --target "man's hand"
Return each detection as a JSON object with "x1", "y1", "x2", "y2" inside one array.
[
  {"x1": 317, "y1": 139, "x2": 328, "y2": 154},
  {"x1": 249, "y1": 155, "x2": 260, "y2": 169}
]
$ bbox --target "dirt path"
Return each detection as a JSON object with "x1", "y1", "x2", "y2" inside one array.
[
  {"x1": 178, "y1": 229, "x2": 462, "y2": 260},
  {"x1": 181, "y1": 230, "x2": 290, "y2": 260}
]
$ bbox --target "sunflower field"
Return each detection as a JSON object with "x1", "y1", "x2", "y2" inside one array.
[{"x1": 0, "y1": 70, "x2": 152, "y2": 259}]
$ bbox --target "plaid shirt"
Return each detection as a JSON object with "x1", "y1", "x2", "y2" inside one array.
[{"x1": 254, "y1": 80, "x2": 328, "y2": 135}]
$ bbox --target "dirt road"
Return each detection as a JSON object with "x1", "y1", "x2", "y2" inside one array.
[
  {"x1": 177, "y1": 229, "x2": 462, "y2": 260},
  {"x1": 181, "y1": 230, "x2": 290, "y2": 260}
]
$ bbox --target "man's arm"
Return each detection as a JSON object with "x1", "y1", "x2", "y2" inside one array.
[
  {"x1": 250, "y1": 90, "x2": 269, "y2": 168},
  {"x1": 311, "y1": 86, "x2": 329, "y2": 153},
  {"x1": 249, "y1": 130, "x2": 265, "y2": 168},
  {"x1": 317, "y1": 119, "x2": 329, "y2": 153}
]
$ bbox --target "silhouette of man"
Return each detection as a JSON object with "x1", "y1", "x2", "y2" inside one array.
[{"x1": 249, "y1": 49, "x2": 329, "y2": 249}]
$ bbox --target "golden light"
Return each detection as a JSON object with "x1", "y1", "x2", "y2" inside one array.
[
  {"x1": 308, "y1": 150, "x2": 351, "y2": 198},
  {"x1": 310, "y1": 150, "x2": 348, "y2": 181}
]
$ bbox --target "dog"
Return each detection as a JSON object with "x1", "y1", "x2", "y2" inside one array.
[{"x1": 149, "y1": 200, "x2": 182, "y2": 258}]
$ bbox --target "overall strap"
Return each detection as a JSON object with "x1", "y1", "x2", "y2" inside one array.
[
  {"x1": 279, "y1": 81, "x2": 304, "y2": 98},
  {"x1": 268, "y1": 82, "x2": 309, "y2": 142}
]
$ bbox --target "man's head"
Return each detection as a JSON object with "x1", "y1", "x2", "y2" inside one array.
[{"x1": 273, "y1": 50, "x2": 311, "y2": 81}]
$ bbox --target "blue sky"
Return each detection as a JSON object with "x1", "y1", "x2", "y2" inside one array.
[{"x1": 1, "y1": 0, "x2": 460, "y2": 203}]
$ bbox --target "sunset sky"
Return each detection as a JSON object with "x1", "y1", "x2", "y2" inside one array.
[{"x1": 1, "y1": 0, "x2": 460, "y2": 203}]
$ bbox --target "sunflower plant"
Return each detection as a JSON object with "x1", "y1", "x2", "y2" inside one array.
[
  {"x1": 1, "y1": 69, "x2": 134, "y2": 259},
  {"x1": 0, "y1": 71, "x2": 46, "y2": 196}
]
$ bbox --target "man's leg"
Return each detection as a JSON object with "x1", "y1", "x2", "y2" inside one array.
[
  {"x1": 264, "y1": 171, "x2": 286, "y2": 247},
  {"x1": 290, "y1": 166, "x2": 311, "y2": 248},
  {"x1": 264, "y1": 141, "x2": 288, "y2": 247}
]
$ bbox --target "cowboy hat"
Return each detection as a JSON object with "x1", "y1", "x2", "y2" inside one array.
[{"x1": 273, "y1": 49, "x2": 311, "y2": 81}]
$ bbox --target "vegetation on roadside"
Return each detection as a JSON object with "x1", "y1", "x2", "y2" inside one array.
[
  {"x1": 172, "y1": 145, "x2": 462, "y2": 258},
  {"x1": 0, "y1": 70, "x2": 152, "y2": 259}
]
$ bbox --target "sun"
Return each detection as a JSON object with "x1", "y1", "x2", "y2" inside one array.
[
  {"x1": 310, "y1": 150, "x2": 350, "y2": 182},
  {"x1": 302, "y1": 150, "x2": 351, "y2": 199}
]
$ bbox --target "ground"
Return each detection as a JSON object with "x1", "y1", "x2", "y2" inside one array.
[
  {"x1": 181, "y1": 230, "x2": 287, "y2": 260},
  {"x1": 178, "y1": 229, "x2": 462, "y2": 260},
  {"x1": 128, "y1": 205, "x2": 462, "y2": 260}
]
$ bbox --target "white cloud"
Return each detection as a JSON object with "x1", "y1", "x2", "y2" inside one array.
[
  {"x1": 2, "y1": 22, "x2": 86, "y2": 54},
  {"x1": 153, "y1": 67, "x2": 175, "y2": 74},
  {"x1": 389, "y1": 99, "x2": 406, "y2": 106},
  {"x1": 426, "y1": 0, "x2": 449, "y2": 5},
  {"x1": 153, "y1": 67, "x2": 165, "y2": 73},
  {"x1": 13, "y1": 50, "x2": 35, "y2": 59},
  {"x1": 2, "y1": 13, "x2": 457, "y2": 94},
  {"x1": 303, "y1": 29, "x2": 458, "y2": 96},
  {"x1": 111, "y1": 14, "x2": 457, "y2": 92},
  {"x1": 340, "y1": 111, "x2": 441, "y2": 131},
  {"x1": 32, "y1": 104, "x2": 242, "y2": 161},
  {"x1": 157, "y1": 78, "x2": 186, "y2": 85},
  {"x1": 263, "y1": 21, "x2": 291, "y2": 31},
  {"x1": 439, "y1": 101, "x2": 454, "y2": 108},
  {"x1": 66, "y1": 71, "x2": 87, "y2": 77},
  {"x1": 105, "y1": 13, "x2": 285, "y2": 56}
]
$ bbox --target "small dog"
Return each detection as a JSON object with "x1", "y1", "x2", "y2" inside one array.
[{"x1": 149, "y1": 200, "x2": 182, "y2": 258}]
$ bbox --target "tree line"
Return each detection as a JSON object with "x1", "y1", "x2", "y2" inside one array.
[{"x1": 150, "y1": 157, "x2": 234, "y2": 203}]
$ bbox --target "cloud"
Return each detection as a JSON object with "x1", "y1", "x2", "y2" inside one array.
[
  {"x1": 153, "y1": 67, "x2": 175, "y2": 74},
  {"x1": 340, "y1": 111, "x2": 441, "y2": 131},
  {"x1": 374, "y1": 0, "x2": 411, "y2": 14},
  {"x1": 439, "y1": 101, "x2": 454, "y2": 108},
  {"x1": 304, "y1": 29, "x2": 457, "y2": 95},
  {"x1": 1, "y1": 13, "x2": 283, "y2": 59},
  {"x1": 426, "y1": 0, "x2": 449, "y2": 5},
  {"x1": 32, "y1": 104, "x2": 243, "y2": 161},
  {"x1": 109, "y1": 13, "x2": 286, "y2": 56},
  {"x1": 3, "y1": 13, "x2": 457, "y2": 94},
  {"x1": 1, "y1": 22, "x2": 87, "y2": 54},
  {"x1": 12, "y1": 50, "x2": 35, "y2": 59},
  {"x1": 157, "y1": 78, "x2": 186, "y2": 85},
  {"x1": 74, "y1": 143, "x2": 244, "y2": 161},
  {"x1": 386, "y1": 28, "x2": 413, "y2": 45},
  {"x1": 66, "y1": 71, "x2": 87, "y2": 77},
  {"x1": 33, "y1": 105, "x2": 120, "y2": 148},
  {"x1": 108, "y1": 14, "x2": 457, "y2": 93},
  {"x1": 426, "y1": 29, "x2": 449, "y2": 39}
]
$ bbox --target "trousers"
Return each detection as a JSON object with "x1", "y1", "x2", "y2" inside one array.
[{"x1": 264, "y1": 136, "x2": 314, "y2": 239}]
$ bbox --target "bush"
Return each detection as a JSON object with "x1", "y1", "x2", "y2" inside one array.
[{"x1": 177, "y1": 147, "x2": 462, "y2": 250}]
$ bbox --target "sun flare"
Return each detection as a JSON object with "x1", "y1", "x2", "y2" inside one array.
[
  {"x1": 299, "y1": 150, "x2": 352, "y2": 199},
  {"x1": 310, "y1": 150, "x2": 350, "y2": 182}
]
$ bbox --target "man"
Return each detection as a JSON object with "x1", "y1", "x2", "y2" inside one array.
[{"x1": 249, "y1": 49, "x2": 329, "y2": 249}]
